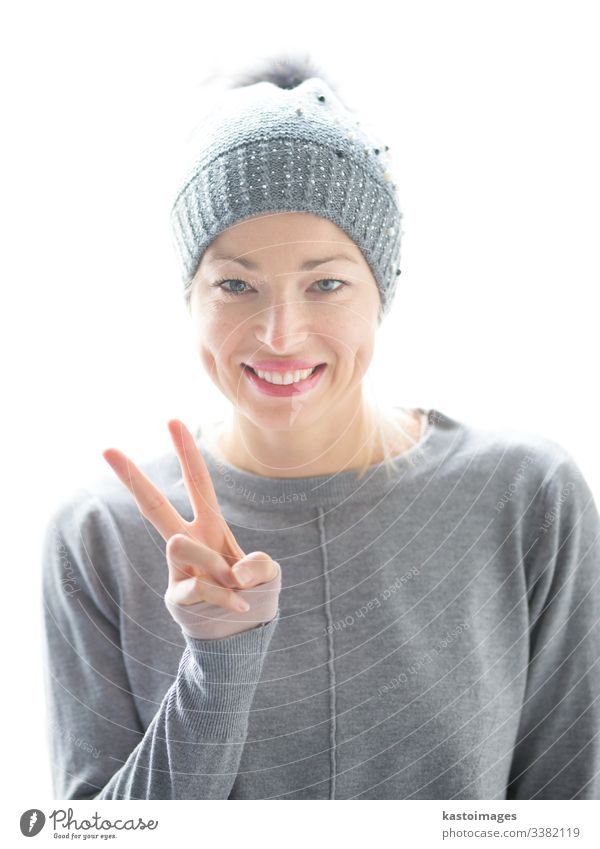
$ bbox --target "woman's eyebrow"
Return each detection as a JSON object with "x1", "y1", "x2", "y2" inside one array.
[{"x1": 206, "y1": 253, "x2": 360, "y2": 270}]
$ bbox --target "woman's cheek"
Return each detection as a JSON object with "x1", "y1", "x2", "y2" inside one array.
[{"x1": 197, "y1": 346, "x2": 217, "y2": 377}]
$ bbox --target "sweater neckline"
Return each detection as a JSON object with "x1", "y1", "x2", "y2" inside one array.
[{"x1": 195, "y1": 407, "x2": 459, "y2": 510}]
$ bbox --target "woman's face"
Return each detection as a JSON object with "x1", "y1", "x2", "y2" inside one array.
[{"x1": 189, "y1": 212, "x2": 382, "y2": 431}]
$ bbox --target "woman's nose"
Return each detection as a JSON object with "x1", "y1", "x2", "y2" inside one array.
[{"x1": 254, "y1": 297, "x2": 312, "y2": 349}]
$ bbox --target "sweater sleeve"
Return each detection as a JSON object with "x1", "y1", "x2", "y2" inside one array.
[
  {"x1": 41, "y1": 494, "x2": 279, "y2": 800},
  {"x1": 506, "y1": 449, "x2": 600, "y2": 799}
]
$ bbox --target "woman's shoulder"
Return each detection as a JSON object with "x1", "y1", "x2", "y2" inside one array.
[
  {"x1": 41, "y1": 447, "x2": 185, "y2": 614},
  {"x1": 44, "y1": 447, "x2": 184, "y2": 548},
  {"x1": 435, "y1": 408, "x2": 593, "y2": 501}
]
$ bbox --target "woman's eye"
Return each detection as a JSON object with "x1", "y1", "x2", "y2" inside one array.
[
  {"x1": 313, "y1": 278, "x2": 347, "y2": 295},
  {"x1": 214, "y1": 278, "x2": 250, "y2": 296},
  {"x1": 212, "y1": 278, "x2": 348, "y2": 297}
]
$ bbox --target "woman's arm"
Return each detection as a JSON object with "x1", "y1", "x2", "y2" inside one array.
[
  {"x1": 41, "y1": 495, "x2": 278, "y2": 800},
  {"x1": 506, "y1": 449, "x2": 600, "y2": 799}
]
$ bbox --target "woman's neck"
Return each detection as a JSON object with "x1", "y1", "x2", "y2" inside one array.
[{"x1": 207, "y1": 402, "x2": 424, "y2": 479}]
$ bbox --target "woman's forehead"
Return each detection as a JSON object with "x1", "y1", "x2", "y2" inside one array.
[{"x1": 203, "y1": 212, "x2": 361, "y2": 264}]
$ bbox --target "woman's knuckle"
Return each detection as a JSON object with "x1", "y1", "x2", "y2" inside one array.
[{"x1": 166, "y1": 534, "x2": 186, "y2": 557}]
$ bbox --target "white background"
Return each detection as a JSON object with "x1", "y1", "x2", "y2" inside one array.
[{"x1": 2, "y1": 0, "x2": 599, "y2": 812}]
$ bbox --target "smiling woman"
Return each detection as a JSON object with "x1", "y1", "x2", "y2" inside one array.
[
  {"x1": 166, "y1": 59, "x2": 417, "y2": 481},
  {"x1": 41, "y1": 50, "x2": 600, "y2": 803}
]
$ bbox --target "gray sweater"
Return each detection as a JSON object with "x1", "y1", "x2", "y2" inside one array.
[{"x1": 41, "y1": 408, "x2": 600, "y2": 800}]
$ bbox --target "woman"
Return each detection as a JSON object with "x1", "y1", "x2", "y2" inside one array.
[{"x1": 42, "y1": 54, "x2": 600, "y2": 800}]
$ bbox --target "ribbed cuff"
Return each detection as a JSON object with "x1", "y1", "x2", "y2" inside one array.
[{"x1": 177, "y1": 612, "x2": 279, "y2": 738}]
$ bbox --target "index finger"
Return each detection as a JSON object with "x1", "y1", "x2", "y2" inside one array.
[{"x1": 102, "y1": 447, "x2": 187, "y2": 541}]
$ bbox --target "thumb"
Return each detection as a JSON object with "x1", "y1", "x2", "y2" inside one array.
[{"x1": 232, "y1": 552, "x2": 280, "y2": 587}]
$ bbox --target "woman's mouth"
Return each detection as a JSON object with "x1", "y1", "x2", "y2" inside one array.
[{"x1": 242, "y1": 363, "x2": 327, "y2": 396}]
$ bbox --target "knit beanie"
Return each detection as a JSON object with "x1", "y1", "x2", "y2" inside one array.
[{"x1": 169, "y1": 54, "x2": 404, "y2": 318}]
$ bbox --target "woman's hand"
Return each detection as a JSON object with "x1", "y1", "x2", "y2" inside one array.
[{"x1": 102, "y1": 420, "x2": 281, "y2": 627}]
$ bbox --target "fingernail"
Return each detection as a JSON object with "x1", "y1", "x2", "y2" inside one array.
[
  {"x1": 237, "y1": 599, "x2": 250, "y2": 612},
  {"x1": 233, "y1": 565, "x2": 251, "y2": 586}
]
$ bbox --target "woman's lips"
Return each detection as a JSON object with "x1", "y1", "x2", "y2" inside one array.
[{"x1": 242, "y1": 363, "x2": 327, "y2": 396}]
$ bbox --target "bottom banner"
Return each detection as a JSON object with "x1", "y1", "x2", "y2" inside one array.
[{"x1": 10, "y1": 799, "x2": 600, "y2": 847}]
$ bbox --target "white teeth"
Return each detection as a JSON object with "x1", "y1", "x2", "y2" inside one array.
[{"x1": 253, "y1": 366, "x2": 317, "y2": 385}]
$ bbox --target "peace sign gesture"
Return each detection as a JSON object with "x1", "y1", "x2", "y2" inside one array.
[{"x1": 102, "y1": 419, "x2": 280, "y2": 618}]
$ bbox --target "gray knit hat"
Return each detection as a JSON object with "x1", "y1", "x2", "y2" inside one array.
[{"x1": 169, "y1": 55, "x2": 404, "y2": 318}]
